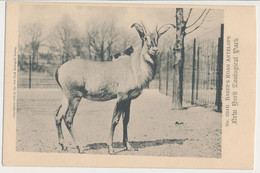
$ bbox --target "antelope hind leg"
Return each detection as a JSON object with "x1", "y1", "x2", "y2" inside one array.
[
  {"x1": 64, "y1": 97, "x2": 84, "y2": 153},
  {"x1": 55, "y1": 99, "x2": 69, "y2": 151}
]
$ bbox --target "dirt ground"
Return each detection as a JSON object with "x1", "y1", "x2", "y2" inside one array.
[{"x1": 16, "y1": 89, "x2": 221, "y2": 158}]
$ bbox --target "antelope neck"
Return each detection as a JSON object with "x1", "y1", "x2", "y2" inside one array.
[{"x1": 131, "y1": 45, "x2": 157, "y2": 88}]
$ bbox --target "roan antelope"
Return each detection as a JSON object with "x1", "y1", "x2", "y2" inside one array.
[{"x1": 55, "y1": 23, "x2": 172, "y2": 154}]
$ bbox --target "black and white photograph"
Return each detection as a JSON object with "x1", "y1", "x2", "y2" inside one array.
[
  {"x1": 1, "y1": 1, "x2": 259, "y2": 171},
  {"x1": 15, "y1": 4, "x2": 224, "y2": 158}
]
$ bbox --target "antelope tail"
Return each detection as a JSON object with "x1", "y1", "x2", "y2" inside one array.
[{"x1": 55, "y1": 68, "x2": 62, "y2": 89}]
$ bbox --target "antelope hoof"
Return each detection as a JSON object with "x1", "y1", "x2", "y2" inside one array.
[
  {"x1": 84, "y1": 145, "x2": 91, "y2": 150},
  {"x1": 58, "y1": 143, "x2": 68, "y2": 151},
  {"x1": 76, "y1": 145, "x2": 84, "y2": 154},
  {"x1": 124, "y1": 142, "x2": 133, "y2": 151},
  {"x1": 108, "y1": 146, "x2": 115, "y2": 155}
]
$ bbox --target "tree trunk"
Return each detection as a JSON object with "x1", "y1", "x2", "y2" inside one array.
[
  {"x1": 32, "y1": 51, "x2": 36, "y2": 71},
  {"x1": 61, "y1": 54, "x2": 64, "y2": 64},
  {"x1": 65, "y1": 53, "x2": 69, "y2": 62},
  {"x1": 172, "y1": 8, "x2": 185, "y2": 110},
  {"x1": 107, "y1": 43, "x2": 112, "y2": 61},
  {"x1": 36, "y1": 52, "x2": 39, "y2": 70},
  {"x1": 100, "y1": 41, "x2": 105, "y2": 61}
]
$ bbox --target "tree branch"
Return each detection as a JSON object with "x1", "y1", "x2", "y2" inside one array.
[
  {"x1": 39, "y1": 37, "x2": 46, "y2": 43},
  {"x1": 158, "y1": 23, "x2": 176, "y2": 30},
  {"x1": 186, "y1": 9, "x2": 207, "y2": 28},
  {"x1": 185, "y1": 8, "x2": 193, "y2": 24},
  {"x1": 186, "y1": 9, "x2": 211, "y2": 35}
]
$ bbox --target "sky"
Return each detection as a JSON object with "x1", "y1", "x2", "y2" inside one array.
[{"x1": 19, "y1": 3, "x2": 224, "y2": 52}]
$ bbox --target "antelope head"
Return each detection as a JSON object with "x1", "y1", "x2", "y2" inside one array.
[{"x1": 131, "y1": 22, "x2": 173, "y2": 57}]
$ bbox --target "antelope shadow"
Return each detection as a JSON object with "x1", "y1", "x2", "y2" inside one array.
[{"x1": 82, "y1": 138, "x2": 189, "y2": 153}]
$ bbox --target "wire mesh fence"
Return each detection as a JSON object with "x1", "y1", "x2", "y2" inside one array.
[
  {"x1": 157, "y1": 24, "x2": 223, "y2": 110},
  {"x1": 17, "y1": 63, "x2": 59, "y2": 88}
]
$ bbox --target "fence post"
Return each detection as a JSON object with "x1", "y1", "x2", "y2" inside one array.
[
  {"x1": 29, "y1": 55, "x2": 32, "y2": 89},
  {"x1": 158, "y1": 53, "x2": 162, "y2": 91},
  {"x1": 196, "y1": 47, "x2": 200, "y2": 100},
  {"x1": 207, "y1": 55, "x2": 210, "y2": 90},
  {"x1": 215, "y1": 24, "x2": 224, "y2": 112},
  {"x1": 166, "y1": 52, "x2": 169, "y2": 95},
  {"x1": 191, "y1": 39, "x2": 196, "y2": 105}
]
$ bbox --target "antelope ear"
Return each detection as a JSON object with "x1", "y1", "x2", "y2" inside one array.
[
  {"x1": 131, "y1": 23, "x2": 145, "y2": 40},
  {"x1": 158, "y1": 24, "x2": 175, "y2": 38}
]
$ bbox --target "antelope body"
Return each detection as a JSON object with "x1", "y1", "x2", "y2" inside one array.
[{"x1": 55, "y1": 23, "x2": 171, "y2": 154}]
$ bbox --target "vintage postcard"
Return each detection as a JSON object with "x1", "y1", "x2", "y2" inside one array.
[{"x1": 2, "y1": 2, "x2": 256, "y2": 169}]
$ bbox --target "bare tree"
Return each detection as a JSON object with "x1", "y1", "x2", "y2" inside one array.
[
  {"x1": 19, "y1": 23, "x2": 45, "y2": 70},
  {"x1": 85, "y1": 22, "x2": 119, "y2": 61},
  {"x1": 164, "y1": 8, "x2": 210, "y2": 109},
  {"x1": 49, "y1": 15, "x2": 77, "y2": 63},
  {"x1": 71, "y1": 37, "x2": 82, "y2": 57}
]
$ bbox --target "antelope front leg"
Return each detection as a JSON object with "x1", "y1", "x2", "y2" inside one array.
[
  {"x1": 122, "y1": 100, "x2": 133, "y2": 151},
  {"x1": 108, "y1": 101, "x2": 123, "y2": 154}
]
